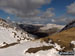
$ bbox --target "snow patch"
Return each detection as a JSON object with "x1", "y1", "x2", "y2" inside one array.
[{"x1": 71, "y1": 41, "x2": 75, "y2": 45}]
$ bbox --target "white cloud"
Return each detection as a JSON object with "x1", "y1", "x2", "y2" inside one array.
[
  {"x1": 0, "y1": 0, "x2": 56, "y2": 24},
  {"x1": 67, "y1": 2, "x2": 75, "y2": 15},
  {"x1": 0, "y1": 0, "x2": 51, "y2": 17},
  {"x1": 51, "y1": 16, "x2": 75, "y2": 25},
  {"x1": 41, "y1": 8, "x2": 55, "y2": 18}
]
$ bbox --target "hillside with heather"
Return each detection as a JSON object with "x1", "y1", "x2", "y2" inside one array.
[{"x1": 41, "y1": 27, "x2": 75, "y2": 51}]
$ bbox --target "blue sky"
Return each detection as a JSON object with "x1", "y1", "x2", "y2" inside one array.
[
  {"x1": 40, "y1": 0, "x2": 75, "y2": 16},
  {"x1": 0, "y1": 0, "x2": 75, "y2": 24},
  {"x1": 0, "y1": 10, "x2": 15, "y2": 20}
]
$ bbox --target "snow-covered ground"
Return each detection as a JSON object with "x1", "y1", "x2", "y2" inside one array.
[
  {"x1": 0, "y1": 39, "x2": 75, "y2": 56},
  {"x1": 71, "y1": 41, "x2": 75, "y2": 45},
  {"x1": 0, "y1": 21, "x2": 35, "y2": 47},
  {"x1": 0, "y1": 26, "x2": 31, "y2": 45},
  {"x1": 0, "y1": 40, "x2": 60, "y2": 56}
]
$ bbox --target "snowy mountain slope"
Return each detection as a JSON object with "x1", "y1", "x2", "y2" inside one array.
[
  {"x1": 0, "y1": 18, "x2": 35, "y2": 47},
  {"x1": 0, "y1": 26, "x2": 27, "y2": 44},
  {"x1": 0, "y1": 27, "x2": 74, "y2": 56},
  {"x1": 0, "y1": 40, "x2": 61, "y2": 56}
]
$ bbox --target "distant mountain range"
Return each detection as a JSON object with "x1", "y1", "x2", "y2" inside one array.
[{"x1": 19, "y1": 23, "x2": 64, "y2": 38}]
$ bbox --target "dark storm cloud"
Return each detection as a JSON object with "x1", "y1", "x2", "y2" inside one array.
[{"x1": 0, "y1": 0, "x2": 51, "y2": 17}]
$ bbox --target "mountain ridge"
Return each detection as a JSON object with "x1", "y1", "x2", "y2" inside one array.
[{"x1": 60, "y1": 20, "x2": 75, "y2": 32}]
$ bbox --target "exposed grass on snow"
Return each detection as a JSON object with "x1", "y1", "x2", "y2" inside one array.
[
  {"x1": 40, "y1": 27, "x2": 75, "y2": 51},
  {"x1": 25, "y1": 46, "x2": 53, "y2": 53},
  {"x1": 0, "y1": 42, "x2": 18, "y2": 49}
]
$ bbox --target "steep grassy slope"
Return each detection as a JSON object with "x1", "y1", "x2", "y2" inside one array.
[{"x1": 41, "y1": 27, "x2": 75, "y2": 51}]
